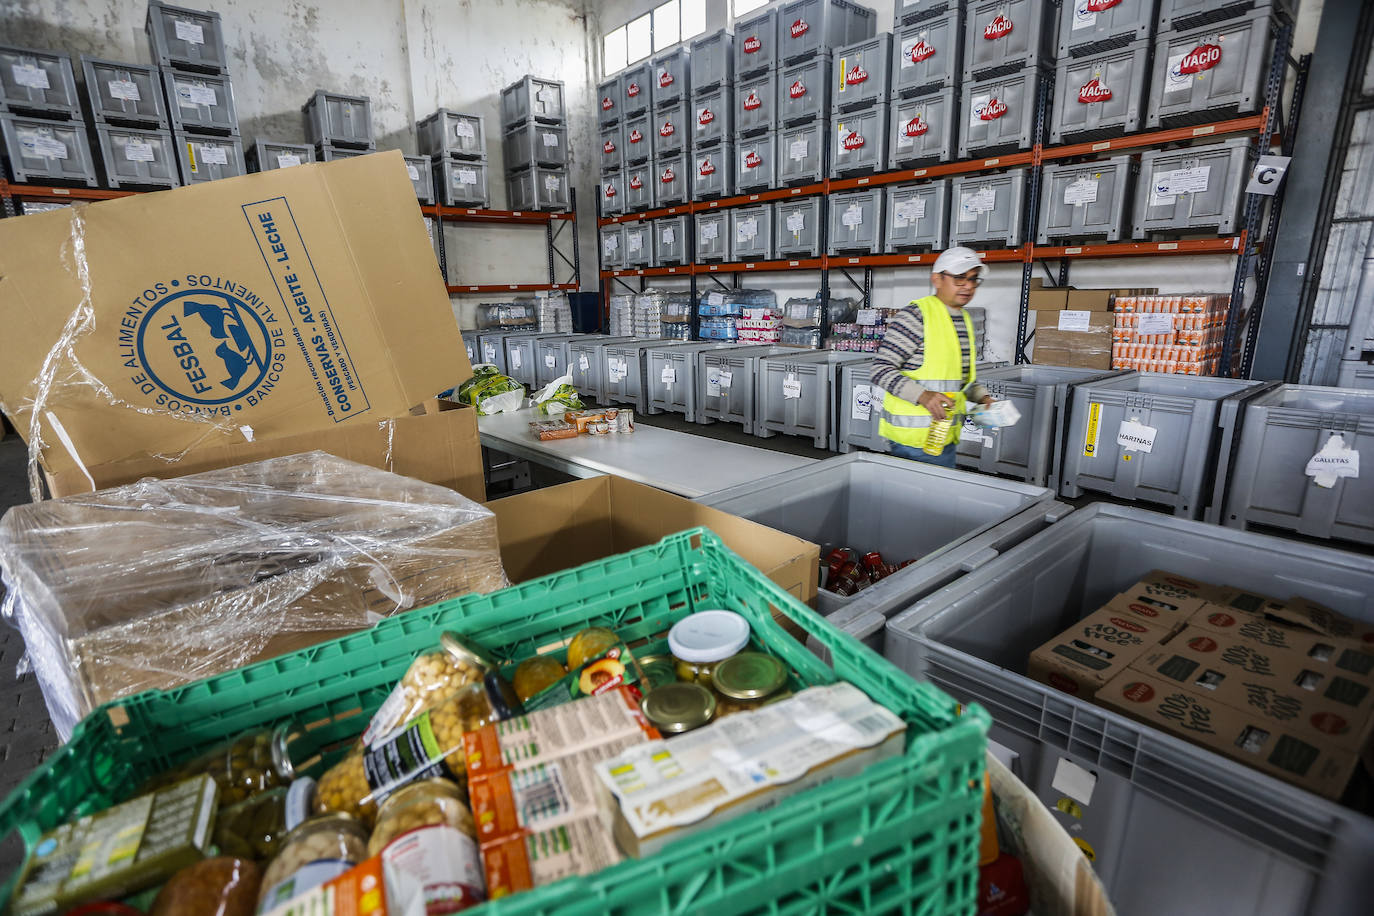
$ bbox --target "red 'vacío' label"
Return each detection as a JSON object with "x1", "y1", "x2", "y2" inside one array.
[
  {"x1": 743, "y1": 91, "x2": 762, "y2": 111},
  {"x1": 911, "y1": 40, "x2": 936, "y2": 63},
  {"x1": 661, "y1": 167, "x2": 675, "y2": 183},
  {"x1": 699, "y1": 157, "x2": 715, "y2": 176},
  {"x1": 984, "y1": 15, "x2": 1013, "y2": 40},
  {"x1": 978, "y1": 98, "x2": 1008, "y2": 120},
  {"x1": 744, "y1": 150, "x2": 762, "y2": 168},
  {"x1": 1078, "y1": 78, "x2": 1112, "y2": 103},
  {"x1": 905, "y1": 116, "x2": 928, "y2": 137},
  {"x1": 601, "y1": 96, "x2": 614, "y2": 111},
  {"x1": 629, "y1": 129, "x2": 643, "y2": 143},
  {"x1": 659, "y1": 70, "x2": 674, "y2": 88},
  {"x1": 743, "y1": 35, "x2": 761, "y2": 53},
  {"x1": 846, "y1": 65, "x2": 869, "y2": 84},
  {"x1": 660, "y1": 121, "x2": 675, "y2": 136},
  {"x1": 626, "y1": 82, "x2": 641, "y2": 97},
  {"x1": 698, "y1": 108, "x2": 715, "y2": 126},
  {"x1": 790, "y1": 19, "x2": 809, "y2": 39},
  {"x1": 1087, "y1": 0, "x2": 1123, "y2": 11},
  {"x1": 1179, "y1": 44, "x2": 1222, "y2": 74},
  {"x1": 842, "y1": 131, "x2": 865, "y2": 150},
  {"x1": 789, "y1": 80, "x2": 806, "y2": 99}
]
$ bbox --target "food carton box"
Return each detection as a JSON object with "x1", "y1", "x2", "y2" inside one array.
[{"x1": 1027, "y1": 607, "x2": 1173, "y2": 699}]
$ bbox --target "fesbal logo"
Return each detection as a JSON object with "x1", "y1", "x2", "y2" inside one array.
[{"x1": 118, "y1": 275, "x2": 286, "y2": 415}]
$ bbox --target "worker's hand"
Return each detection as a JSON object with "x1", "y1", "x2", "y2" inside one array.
[
  {"x1": 980, "y1": 396, "x2": 994, "y2": 407},
  {"x1": 918, "y1": 390, "x2": 953, "y2": 421}
]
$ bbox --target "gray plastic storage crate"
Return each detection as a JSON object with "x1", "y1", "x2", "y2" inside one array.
[
  {"x1": 434, "y1": 158, "x2": 489, "y2": 207},
  {"x1": 245, "y1": 139, "x2": 314, "y2": 172},
  {"x1": 699, "y1": 452, "x2": 1059, "y2": 617},
  {"x1": 692, "y1": 88, "x2": 732, "y2": 147},
  {"x1": 1059, "y1": 0, "x2": 1157, "y2": 57},
  {"x1": 623, "y1": 112, "x2": 651, "y2": 164},
  {"x1": 730, "y1": 203, "x2": 775, "y2": 262},
  {"x1": 895, "y1": 0, "x2": 957, "y2": 24},
  {"x1": 173, "y1": 132, "x2": 244, "y2": 185},
  {"x1": 317, "y1": 143, "x2": 373, "y2": 162},
  {"x1": 892, "y1": 9, "x2": 963, "y2": 96},
  {"x1": 477, "y1": 330, "x2": 539, "y2": 377},
  {"x1": 885, "y1": 180, "x2": 950, "y2": 252},
  {"x1": 656, "y1": 153, "x2": 689, "y2": 206},
  {"x1": 1147, "y1": 9, "x2": 1270, "y2": 128},
  {"x1": 600, "y1": 225, "x2": 626, "y2": 269},
  {"x1": 0, "y1": 45, "x2": 80, "y2": 119},
  {"x1": 736, "y1": 131, "x2": 776, "y2": 192},
  {"x1": 690, "y1": 29, "x2": 734, "y2": 92},
  {"x1": 505, "y1": 332, "x2": 571, "y2": 389},
  {"x1": 503, "y1": 121, "x2": 568, "y2": 171},
  {"x1": 602, "y1": 338, "x2": 677, "y2": 411},
  {"x1": 1158, "y1": 0, "x2": 1293, "y2": 32},
  {"x1": 599, "y1": 121, "x2": 624, "y2": 172},
  {"x1": 404, "y1": 155, "x2": 434, "y2": 204},
  {"x1": 956, "y1": 365, "x2": 1128, "y2": 487},
  {"x1": 1337, "y1": 361, "x2": 1374, "y2": 390},
  {"x1": 950, "y1": 169, "x2": 1028, "y2": 247},
  {"x1": 830, "y1": 104, "x2": 888, "y2": 177},
  {"x1": 960, "y1": 66, "x2": 1042, "y2": 158},
  {"x1": 461, "y1": 330, "x2": 480, "y2": 365},
  {"x1": 417, "y1": 109, "x2": 485, "y2": 160},
  {"x1": 534, "y1": 334, "x2": 584, "y2": 388},
  {"x1": 146, "y1": 2, "x2": 228, "y2": 73},
  {"x1": 569, "y1": 335, "x2": 640, "y2": 396},
  {"x1": 1058, "y1": 372, "x2": 1271, "y2": 518},
  {"x1": 597, "y1": 76, "x2": 620, "y2": 127},
  {"x1": 735, "y1": 8, "x2": 779, "y2": 76},
  {"x1": 624, "y1": 222, "x2": 655, "y2": 269},
  {"x1": 736, "y1": 70, "x2": 777, "y2": 137},
  {"x1": 81, "y1": 57, "x2": 166, "y2": 126},
  {"x1": 507, "y1": 167, "x2": 569, "y2": 212},
  {"x1": 692, "y1": 141, "x2": 734, "y2": 200},
  {"x1": 832, "y1": 34, "x2": 892, "y2": 112},
  {"x1": 778, "y1": 56, "x2": 832, "y2": 125},
  {"x1": 696, "y1": 345, "x2": 789, "y2": 432},
  {"x1": 0, "y1": 114, "x2": 96, "y2": 185},
  {"x1": 94, "y1": 124, "x2": 179, "y2": 189},
  {"x1": 964, "y1": 0, "x2": 1056, "y2": 80},
  {"x1": 620, "y1": 63, "x2": 651, "y2": 118},
  {"x1": 1038, "y1": 156, "x2": 1135, "y2": 243},
  {"x1": 836, "y1": 358, "x2": 880, "y2": 453},
  {"x1": 695, "y1": 209, "x2": 729, "y2": 261},
  {"x1": 778, "y1": 0, "x2": 878, "y2": 64},
  {"x1": 303, "y1": 91, "x2": 372, "y2": 148},
  {"x1": 1133, "y1": 137, "x2": 1249, "y2": 236},
  {"x1": 777, "y1": 118, "x2": 828, "y2": 186},
  {"x1": 647, "y1": 341, "x2": 741, "y2": 420},
  {"x1": 652, "y1": 48, "x2": 690, "y2": 109},
  {"x1": 1050, "y1": 39, "x2": 1150, "y2": 143},
  {"x1": 1223, "y1": 384, "x2": 1374, "y2": 545},
  {"x1": 600, "y1": 172, "x2": 624, "y2": 216},
  {"x1": 654, "y1": 214, "x2": 690, "y2": 265},
  {"x1": 757, "y1": 350, "x2": 871, "y2": 447},
  {"x1": 623, "y1": 160, "x2": 654, "y2": 212},
  {"x1": 889, "y1": 86, "x2": 956, "y2": 167},
  {"x1": 501, "y1": 76, "x2": 564, "y2": 126},
  {"x1": 775, "y1": 196, "x2": 825, "y2": 257},
  {"x1": 882, "y1": 502, "x2": 1374, "y2": 916},
  {"x1": 165, "y1": 70, "x2": 236, "y2": 134},
  {"x1": 828, "y1": 188, "x2": 884, "y2": 255},
  {"x1": 651, "y1": 101, "x2": 689, "y2": 159}
]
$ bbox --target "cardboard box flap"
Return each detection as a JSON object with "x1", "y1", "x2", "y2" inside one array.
[{"x1": 0, "y1": 152, "x2": 469, "y2": 477}]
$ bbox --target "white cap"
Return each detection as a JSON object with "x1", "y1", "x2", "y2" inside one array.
[{"x1": 932, "y1": 246, "x2": 987, "y2": 279}]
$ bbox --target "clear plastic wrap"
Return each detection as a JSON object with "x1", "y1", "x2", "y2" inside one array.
[
  {"x1": 779, "y1": 327, "x2": 823, "y2": 349},
  {"x1": 475, "y1": 301, "x2": 537, "y2": 330},
  {"x1": 0, "y1": 452, "x2": 508, "y2": 739},
  {"x1": 608, "y1": 294, "x2": 635, "y2": 336},
  {"x1": 537, "y1": 291, "x2": 574, "y2": 333}
]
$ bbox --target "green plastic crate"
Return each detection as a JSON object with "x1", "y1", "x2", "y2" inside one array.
[{"x1": 0, "y1": 528, "x2": 989, "y2": 915}]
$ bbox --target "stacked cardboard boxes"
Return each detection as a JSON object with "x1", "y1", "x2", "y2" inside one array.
[
  {"x1": 1029, "y1": 281, "x2": 1156, "y2": 370},
  {"x1": 1111, "y1": 293, "x2": 1233, "y2": 375}
]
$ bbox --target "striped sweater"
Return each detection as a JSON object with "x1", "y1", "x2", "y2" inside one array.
[{"x1": 871, "y1": 301, "x2": 990, "y2": 407}]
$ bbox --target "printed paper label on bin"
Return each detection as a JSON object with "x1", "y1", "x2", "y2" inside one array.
[
  {"x1": 959, "y1": 189, "x2": 996, "y2": 220},
  {"x1": 627, "y1": 233, "x2": 642, "y2": 252},
  {"x1": 1083, "y1": 402, "x2": 1102, "y2": 457},
  {"x1": 544, "y1": 352, "x2": 556, "y2": 369},
  {"x1": 738, "y1": 218, "x2": 758, "y2": 241},
  {"x1": 893, "y1": 198, "x2": 926, "y2": 228},
  {"x1": 454, "y1": 120, "x2": 475, "y2": 139},
  {"x1": 174, "y1": 20, "x2": 205, "y2": 43},
  {"x1": 1057, "y1": 310, "x2": 1092, "y2": 332},
  {"x1": 661, "y1": 365, "x2": 676, "y2": 385},
  {"x1": 719, "y1": 369, "x2": 733, "y2": 388},
  {"x1": 1064, "y1": 177, "x2": 1098, "y2": 206},
  {"x1": 123, "y1": 140, "x2": 155, "y2": 162},
  {"x1": 544, "y1": 174, "x2": 562, "y2": 192},
  {"x1": 20, "y1": 132, "x2": 67, "y2": 160},
  {"x1": 1136, "y1": 314, "x2": 1174, "y2": 335},
  {"x1": 542, "y1": 132, "x2": 559, "y2": 148},
  {"x1": 857, "y1": 309, "x2": 879, "y2": 326},
  {"x1": 107, "y1": 79, "x2": 141, "y2": 101},
  {"x1": 1305, "y1": 434, "x2": 1360, "y2": 488},
  {"x1": 1117, "y1": 419, "x2": 1156, "y2": 453},
  {"x1": 662, "y1": 227, "x2": 675, "y2": 245},
  {"x1": 701, "y1": 221, "x2": 719, "y2": 242},
  {"x1": 276, "y1": 153, "x2": 302, "y2": 168},
  {"x1": 841, "y1": 204, "x2": 864, "y2": 227},
  {"x1": 1151, "y1": 166, "x2": 1210, "y2": 205},
  {"x1": 578, "y1": 354, "x2": 590, "y2": 371},
  {"x1": 457, "y1": 168, "x2": 478, "y2": 185},
  {"x1": 176, "y1": 84, "x2": 218, "y2": 107},
  {"x1": 789, "y1": 139, "x2": 809, "y2": 161},
  {"x1": 706, "y1": 367, "x2": 722, "y2": 396},
  {"x1": 782, "y1": 374, "x2": 801, "y2": 399},
  {"x1": 511, "y1": 350, "x2": 522, "y2": 371},
  {"x1": 406, "y1": 164, "x2": 419, "y2": 181},
  {"x1": 484, "y1": 344, "x2": 498, "y2": 362},
  {"x1": 12, "y1": 64, "x2": 50, "y2": 89},
  {"x1": 851, "y1": 383, "x2": 872, "y2": 421},
  {"x1": 200, "y1": 144, "x2": 228, "y2": 165}
]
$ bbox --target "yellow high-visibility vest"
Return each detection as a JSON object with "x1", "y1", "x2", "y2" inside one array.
[{"x1": 879, "y1": 295, "x2": 976, "y2": 448}]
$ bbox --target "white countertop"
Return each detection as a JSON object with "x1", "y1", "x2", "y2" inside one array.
[{"x1": 477, "y1": 408, "x2": 816, "y2": 498}]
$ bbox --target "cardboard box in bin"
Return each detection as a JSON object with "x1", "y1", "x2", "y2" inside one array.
[{"x1": 0, "y1": 152, "x2": 472, "y2": 497}]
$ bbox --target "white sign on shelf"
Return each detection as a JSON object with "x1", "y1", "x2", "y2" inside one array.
[
  {"x1": 1136, "y1": 313, "x2": 1175, "y2": 335},
  {"x1": 1306, "y1": 434, "x2": 1360, "y2": 488},
  {"x1": 782, "y1": 373, "x2": 802, "y2": 399},
  {"x1": 1246, "y1": 155, "x2": 1291, "y2": 196},
  {"x1": 851, "y1": 383, "x2": 873, "y2": 421},
  {"x1": 1063, "y1": 177, "x2": 1099, "y2": 206},
  {"x1": 174, "y1": 20, "x2": 206, "y2": 44},
  {"x1": 12, "y1": 64, "x2": 50, "y2": 90},
  {"x1": 1057, "y1": 310, "x2": 1092, "y2": 332},
  {"x1": 123, "y1": 140, "x2": 155, "y2": 162},
  {"x1": 107, "y1": 79, "x2": 140, "y2": 101},
  {"x1": 1117, "y1": 418, "x2": 1157, "y2": 453},
  {"x1": 277, "y1": 153, "x2": 302, "y2": 168}
]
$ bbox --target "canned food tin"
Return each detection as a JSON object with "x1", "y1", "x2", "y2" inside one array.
[
  {"x1": 615, "y1": 408, "x2": 635, "y2": 432},
  {"x1": 589, "y1": 420, "x2": 612, "y2": 435}
]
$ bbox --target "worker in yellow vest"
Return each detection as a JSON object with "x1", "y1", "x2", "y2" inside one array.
[{"x1": 872, "y1": 246, "x2": 994, "y2": 468}]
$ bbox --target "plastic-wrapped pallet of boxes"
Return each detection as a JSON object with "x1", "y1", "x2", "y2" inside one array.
[
  {"x1": 698, "y1": 289, "x2": 778, "y2": 341},
  {"x1": 661, "y1": 292, "x2": 693, "y2": 340},
  {"x1": 780, "y1": 296, "x2": 859, "y2": 350},
  {"x1": 737, "y1": 305, "x2": 782, "y2": 344},
  {"x1": 634, "y1": 289, "x2": 669, "y2": 338},
  {"x1": 829, "y1": 306, "x2": 900, "y2": 352},
  {"x1": 475, "y1": 300, "x2": 537, "y2": 331},
  {"x1": 1112, "y1": 293, "x2": 1231, "y2": 376},
  {"x1": 537, "y1": 290, "x2": 574, "y2": 333},
  {"x1": 609, "y1": 293, "x2": 635, "y2": 336},
  {"x1": 0, "y1": 452, "x2": 508, "y2": 739}
]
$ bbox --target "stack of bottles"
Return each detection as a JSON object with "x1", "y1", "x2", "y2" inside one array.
[
  {"x1": 608, "y1": 294, "x2": 635, "y2": 336},
  {"x1": 697, "y1": 288, "x2": 775, "y2": 341},
  {"x1": 828, "y1": 306, "x2": 901, "y2": 351},
  {"x1": 738, "y1": 306, "x2": 781, "y2": 344},
  {"x1": 537, "y1": 291, "x2": 574, "y2": 333},
  {"x1": 662, "y1": 293, "x2": 693, "y2": 340},
  {"x1": 780, "y1": 296, "x2": 858, "y2": 349},
  {"x1": 1111, "y1": 294, "x2": 1231, "y2": 376},
  {"x1": 475, "y1": 301, "x2": 537, "y2": 331}
]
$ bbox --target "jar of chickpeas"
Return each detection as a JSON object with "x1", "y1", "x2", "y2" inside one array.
[
  {"x1": 257, "y1": 813, "x2": 368, "y2": 913},
  {"x1": 314, "y1": 671, "x2": 520, "y2": 827},
  {"x1": 360, "y1": 632, "x2": 496, "y2": 747},
  {"x1": 367, "y1": 779, "x2": 485, "y2": 913}
]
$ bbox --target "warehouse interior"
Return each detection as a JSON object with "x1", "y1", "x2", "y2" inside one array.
[{"x1": 0, "y1": 1, "x2": 1373, "y2": 915}]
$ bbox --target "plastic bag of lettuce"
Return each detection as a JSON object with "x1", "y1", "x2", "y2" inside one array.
[
  {"x1": 455, "y1": 365, "x2": 526, "y2": 415},
  {"x1": 531, "y1": 373, "x2": 584, "y2": 415}
]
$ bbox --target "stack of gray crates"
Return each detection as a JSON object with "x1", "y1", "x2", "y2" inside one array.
[
  {"x1": 82, "y1": 54, "x2": 180, "y2": 189},
  {"x1": 0, "y1": 44, "x2": 97, "y2": 187},
  {"x1": 651, "y1": 47, "x2": 691, "y2": 209},
  {"x1": 689, "y1": 28, "x2": 734, "y2": 201},
  {"x1": 304, "y1": 89, "x2": 374, "y2": 167},
  {"x1": 418, "y1": 108, "x2": 486, "y2": 208},
  {"x1": 1050, "y1": 1, "x2": 1154, "y2": 144},
  {"x1": 1147, "y1": 2, "x2": 1277, "y2": 130},
  {"x1": 147, "y1": 2, "x2": 244, "y2": 186},
  {"x1": 831, "y1": 29, "x2": 889, "y2": 181},
  {"x1": 501, "y1": 76, "x2": 569, "y2": 212},
  {"x1": 245, "y1": 139, "x2": 315, "y2": 173},
  {"x1": 599, "y1": 69, "x2": 626, "y2": 216},
  {"x1": 733, "y1": 7, "x2": 780, "y2": 196},
  {"x1": 959, "y1": 0, "x2": 1055, "y2": 159}
]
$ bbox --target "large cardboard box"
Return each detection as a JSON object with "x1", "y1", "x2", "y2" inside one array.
[
  {"x1": 1187, "y1": 606, "x2": 1374, "y2": 682},
  {"x1": 0, "y1": 152, "x2": 472, "y2": 496},
  {"x1": 1099, "y1": 587, "x2": 1208, "y2": 636},
  {"x1": 486, "y1": 475, "x2": 819, "y2": 606},
  {"x1": 1027, "y1": 607, "x2": 1172, "y2": 699},
  {"x1": 1028, "y1": 286, "x2": 1071, "y2": 311},
  {"x1": 1032, "y1": 310, "x2": 1113, "y2": 370}
]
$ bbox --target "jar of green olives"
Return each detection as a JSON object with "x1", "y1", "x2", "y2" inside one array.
[{"x1": 144, "y1": 725, "x2": 304, "y2": 808}]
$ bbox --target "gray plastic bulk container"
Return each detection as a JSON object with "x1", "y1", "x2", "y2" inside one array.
[
  {"x1": 245, "y1": 139, "x2": 315, "y2": 172},
  {"x1": 600, "y1": 121, "x2": 624, "y2": 172},
  {"x1": 647, "y1": 341, "x2": 741, "y2": 420},
  {"x1": 697, "y1": 345, "x2": 790, "y2": 431},
  {"x1": 315, "y1": 143, "x2": 373, "y2": 162},
  {"x1": 507, "y1": 166, "x2": 569, "y2": 211},
  {"x1": 895, "y1": 0, "x2": 957, "y2": 25},
  {"x1": 1158, "y1": 0, "x2": 1292, "y2": 32},
  {"x1": 165, "y1": 69, "x2": 237, "y2": 133},
  {"x1": 828, "y1": 188, "x2": 884, "y2": 254},
  {"x1": 757, "y1": 350, "x2": 872, "y2": 448},
  {"x1": 434, "y1": 158, "x2": 490, "y2": 207},
  {"x1": 652, "y1": 101, "x2": 690, "y2": 159},
  {"x1": 656, "y1": 153, "x2": 689, "y2": 206},
  {"x1": 623, "y1": 112, "x2": 652, "y2": 164},
  {"x1": 146, "y1": 2, "x2": 227, "y2": 72},
  {"x1": 775, "y1": 196, "x2": 825, "y2": 257},
  {"x1": 603, "y1": 338, "x2": 678, "y2": 410},
  {"x1": 950, "y1": 169, "x2": 1028, "y2": 247},
  {"x1": 963, "y1": 0, "x2": 1057, "y2": 80},
  {"x1": 777, "y1": 118, "x2": 828, "y2": 186},
  {"x1": 95, "y1": 124, "x2": 179, "y2": 189},
  {"x1": 1147, "y1": 9, "x2": 1270, "y2": 128},
  {"x1": 835, "y1": 358, "x2": 881, "y2": 453},
  {"x1": 831, "y1": 104, "x2": 888, "y2": 177},
  {"x1": 885, "y1": 180, "x2": 950, "y2": 252},
  {"x1": 1223, "y1": 384, "x2": 1374, "y2": 545},
  {"x1": 1050, "y1": 39, "x2": 1151, "y2": 143},
  {"x1": 477, "y1": 330, "x2": 540, "y2": 377},
  {"x1": 406, "y1": 154, "x2": 435, "y2": 203},
  {"x1": 832, "y1": 34, "x2": 892, "y2": 112},
  {"x1": 417, "y1": 109, "x2": 485, "y2": 160},
  {"x1": 0, "y1": 114, "x2": 96, "y2": 185},
  {"x1": 735, "y1": 8, "x2": 779, "y2": 76},
  {"x1": 652, "y1": 48, "x2": 690, "y2": 109},
  {"x1": 736, "y1": 70, "x2": 777, "y2": 137},
  {"x1": 601, "y1": 225, "x2": 627, "y2": 269},
  {"x1": 892, "y1": 9, "x2": 963, "y2": 96},
  {"x1": 461, "y1": 329, "x2": 480, "y2": 364},
  {"x1": 654, "y1": 214, "x2": 691, "y2": 265},
  {"x1": 730, "y1": 203, "x2": 775, "y2": 261},
  {"x1": 598, "y1": 76, "x2": 621, "y2": 127},
  {"x1": 600, "y1": 172, "x2": 624, "y2": 216},
  {"x1": 501, "y1": 76, "x2": 565, "y2": 126},
  {"x1": 303, "y1": 91, "x2": 372, "y2": 148},
  {"x1": 535, "y1": 334, "x2": 583, "y2": 387},
  {"x1": 889, "y1": 87, "x2": 957, "y2": 167},
  {"x1": 695, "y1": 209, "x2": 730, "y2": 261},
  {"x1": 1038, "y1": 155, "x2": 1135, "y2": 243},
  {"x1": 504, "y1": 333, "x2": 569, "y2": 389},
  {"x1": 692, "y1": 141, "x2": 734, "y2": 199},
  {"x1": 623, "y1": 159, "x2": 655, "y2": 211},
  {"x1": 1133, "y1": 137, "x2": 1249, "y2": 236},
  {"x1": 567, "y1": 335, "x2": 635, "y2": 398},
  {"x1": 1059, "y1": 0, "x2": 1157, "y2": 57},
  {"x1": 173, "y1": 131, "x2": 245, "y2": 185},
  {"x1": 777, "y1": 56, "x2": 832, "y2": 126},
  {"x1": 690, "y1": 29, "x2": 734, "y2": 92},
  {"x1": 0, "y1": 45, "x2": 79, "y2": 119},
  {"x1": 692, "y1": 87, "x2": 732, "y2": 147},
  {"x1": 503, "y1": 121, "x2": 568, "y2": 171},
  {"x1": 777, "y1": 0, "x2": 878, "y2": 64},
  {"x1": 624, "y1": 222, "x2": 655, "y2": 268},
  {"x1": 960, "y1": 66, "x2": 1041, "y2": 158},
  {"x1": 736, "y1": 131, "x2": 777, "y2": 192},
  {"x1": 620, "y1": 62, "x2": 651, "y2": 117},
  {"x1": 82, "y1": 57, "x2": 166, "y2": 126},
  {"x1": 1337, "y1": 361, "x2": 1374, "y2": 390}
]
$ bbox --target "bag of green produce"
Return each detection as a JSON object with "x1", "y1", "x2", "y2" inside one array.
[
  {"x1": 455, "y1": 365, "x2": 525, "y2": 416},
  {"x1": 532, "y1": 373, "x2": 584, "y2": 415}
]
